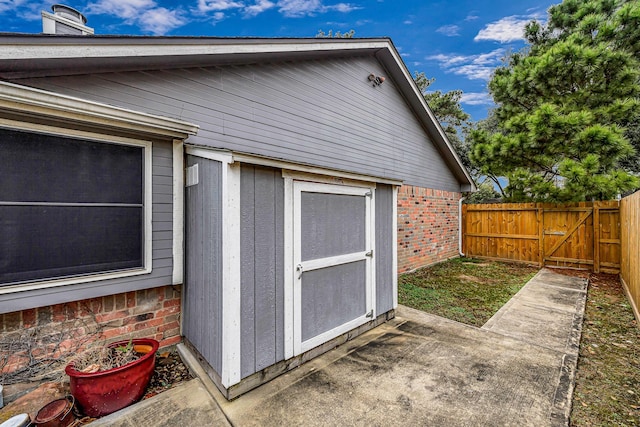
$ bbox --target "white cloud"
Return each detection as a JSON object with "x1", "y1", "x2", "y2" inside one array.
[
  {"x1": 277, "y1": 0, "x2": 320, "y2": 16},
  {"x1": 213, "y1": 11, "x2": 226, "y2": 20},
  {"x1": 276, "y1": 0, "x2": 358, "y2": 17},
  {"x1": 139, "y1": 7, "x2": 186, "y2": 34},
  {"x1": 198, "y1": 0, "x2": 244, "y2": 12},
  {"x1": 403, "y1": 20, "x2": 412, "y2": 25},
  {"x1": 194, "y1": 0, "x2": 357, "y2": 18},
  {"x1": 436, "y1": 24, "x2": 460, "y2": 37},
  {"x1": 427, "y1": 48, "x2": 505, "y2": 81},
  {"x1": 330, "y1": 3, "x2": 359, "y2": 12},
  {"x1": 465, "y1": 14, "x2": 479, "y2": 21},
  {"x1": 460, "y1": 92, "x2": 493, "y2": 105},
  {"x1": 87, "y1": 0, "x2": 187, "y2": 34},
  {"x1": 88, "y1": 0, "x2": 157, "y2": 19},
  {"x1": 244, "y1": 0, "x2": 275, "y2": 16},
  {"x1": 474, "y1": 15, "x2": 532, "y2": 43},
  {"x1": 0, "y1": 0, "x2": 28, "y2": 14}
]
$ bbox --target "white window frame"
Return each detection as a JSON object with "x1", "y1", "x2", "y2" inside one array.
[
  {"x1": 0, "y1": 123, "x2": 153, "y2": 295},
  {"x1": 285, "y1": 178, "x2": 376, "y2": 357}
]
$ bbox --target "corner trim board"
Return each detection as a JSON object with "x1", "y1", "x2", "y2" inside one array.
[{"x1": 221, "y1": 162, "x2": 242, "y2": 387}]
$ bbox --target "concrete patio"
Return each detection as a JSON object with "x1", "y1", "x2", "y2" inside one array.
[{"x1": 91, "y1": 268, "x2": 587, "y2": 427}]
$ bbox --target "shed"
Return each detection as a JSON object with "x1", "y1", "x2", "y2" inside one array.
[{"x1": 0, "y1": 35, "x2": 474, "y2": 398}]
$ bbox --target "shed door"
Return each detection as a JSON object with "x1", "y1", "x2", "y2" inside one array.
[{"x1": 293, "y1": 181, "x2": 374, "y2": 355}]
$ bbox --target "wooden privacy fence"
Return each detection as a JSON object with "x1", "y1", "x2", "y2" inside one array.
[
  {"x1": 620, "y1": 191, "x2": 640, "y2": 322},
  {"x1": 462, "y1": 201, "x2": 621, "y2": 273}
]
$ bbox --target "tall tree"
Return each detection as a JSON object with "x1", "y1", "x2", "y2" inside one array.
[{"x1": 470, "y1": 0, "x2": 640, "y2": 202}]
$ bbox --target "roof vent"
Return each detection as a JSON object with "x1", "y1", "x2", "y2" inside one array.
[{"x1": 42, "y1": 4, "x2": 94, "y2": 35}]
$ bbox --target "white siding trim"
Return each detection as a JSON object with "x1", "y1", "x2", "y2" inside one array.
[
  {"x1": 185, "y1": 146, "x2": 233, "y2": 164},
  {"x1": 283, "y1": 176, "x2": 295, "y2": 360},
  {"x1": 172, "y1": 140, "x2": 184, "y2": 286},
  {"x1": 370, "y1": 188, "x2": 376, "y2": 318},
  {"x1": 290, "y1": 180, "x2": 375, "y2": 356},
  {"x1": 221, "y1": 162, "x2": 242, "y2": 387},
  {"x1": 392, "y1": 186, "x2": 399, "y2": 308},
  {"x1": 239, "y1": 154, "x2": 401, "y2": 186}
]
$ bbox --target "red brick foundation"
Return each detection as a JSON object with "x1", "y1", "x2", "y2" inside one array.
[
  {"x1": 0, "y1": 285, "x2": 182, "y2": 378},
  {"x1": 397, "y1": 185, "x2": 461, "y2": 273}
]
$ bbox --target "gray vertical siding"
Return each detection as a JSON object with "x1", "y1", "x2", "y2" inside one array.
[
  {"x1": 13, "y1": 54, "x2": 462, "y2": 192},
  {"x1": 0, "y1": 140, "x2": 174, "y2": 314},
  {"x1": 240, "y1": 165, "x2": 285, "y2": 378},
  {"x1": 375, "y1": 184, "x2": 394, "y2": 314},
  {"x1": 184, "y1": 155, "x2": 223, "y2": 374}
]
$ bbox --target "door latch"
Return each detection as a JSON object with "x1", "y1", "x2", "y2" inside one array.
[
  {"x1": 296, "y1": 263, "x2": 303, "y2": 279},
  {"x1": 365, "y1": 310, "x2": 374, "y2": 318}
]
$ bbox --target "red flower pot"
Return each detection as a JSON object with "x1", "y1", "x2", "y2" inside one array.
[{"x1": 65, "y1": 338, "x2": 159, "y2": 417}]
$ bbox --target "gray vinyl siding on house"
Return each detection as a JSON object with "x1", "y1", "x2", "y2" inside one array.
[
  {"x1": 0, "y1": 140, "x2": 175, "y2": 314},
  {"x1": 13, "y1": 54, "x2": 461, "y2": 192},
  {"x1": 375, "y1": 184, "x2": 394, "y2": 314},
  {"x1": 184, "y1": 155, "x2": 224, "y2": 373},
  {"x1": 240, "y1": 165, "x2": 285, "y2": 378}
]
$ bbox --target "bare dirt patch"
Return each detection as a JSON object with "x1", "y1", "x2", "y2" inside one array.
[{"x1": 570, "y1": 273, "x2": 640, "y2": 427}]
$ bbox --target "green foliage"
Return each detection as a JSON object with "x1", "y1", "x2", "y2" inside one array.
[
  {"x1": 464, "y1": 181, "x2": 500, "y2": 204},
  {"x1": 470, "y1": 0, "x2": 640, "y2": 201},
  {"x1": 315, "y1": 29, "x2": 355, "y2": 38},
  {"x1": 414, "y1": 72, "x2": 474, "y2": 177}
]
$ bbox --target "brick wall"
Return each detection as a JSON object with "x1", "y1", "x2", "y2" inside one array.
[
  {"x1": 0, "y1": 285, "x2": 182, "y2": 380},
  {"x1": 397, "y1": 185, "x2": 461, "y2": 273}
]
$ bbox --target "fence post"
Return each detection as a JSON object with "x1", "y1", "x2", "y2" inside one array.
[
  {"x1": 461, "y1": 203, "x2": 467, "y2": 256},
  {"x1": 593, "y1": 203, "x2": 600, "y2": 273},
  {"x1": 537, "y1": 203, "x2": 544, "y2": 267}
]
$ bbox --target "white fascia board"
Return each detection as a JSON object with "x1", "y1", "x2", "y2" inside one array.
[
  {"x1": 233, "y1": 152, "x2": 403, "y2": 186},
  {"x1": 0, "y1": 81, "x2": 199, "y2": 139},
  {"x1": 185, "y1": 146, "x2": 234, "y2": 164},
  {"x1": 1, "y1": 39, "x2": 391, "y2": 61}
]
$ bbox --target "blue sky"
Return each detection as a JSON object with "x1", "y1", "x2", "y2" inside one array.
[{"x1": 2, "y1": 0, "x2": 558, "y2": 121}]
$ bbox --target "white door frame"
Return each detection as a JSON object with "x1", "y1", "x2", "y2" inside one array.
[{"x1": 284, "y1": 179, "x2": 376, "y2": 357}]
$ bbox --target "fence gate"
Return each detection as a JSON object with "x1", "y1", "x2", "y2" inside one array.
[{"x1": 463, "y1": 201, "x2": 620, "y2": 273}]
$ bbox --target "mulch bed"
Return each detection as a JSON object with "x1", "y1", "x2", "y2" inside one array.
[
  {"x1": 0, "y1": 347, "x2": 193, "y2": 425},
  {"x1": 143, "y1": 349, "x2": 193, "y2": 399}
]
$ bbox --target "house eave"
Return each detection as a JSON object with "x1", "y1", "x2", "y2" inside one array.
[
  {"x1": 0, "y1": 34, "x2": 474, "y2": 190},
  {"x1": 0, "y1": 80, "x2": 199, "y2": 139}
]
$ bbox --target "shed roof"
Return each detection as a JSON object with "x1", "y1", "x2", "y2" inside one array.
[{"x1": 0, "y1": 34, "x2": 474, "y2": 190}]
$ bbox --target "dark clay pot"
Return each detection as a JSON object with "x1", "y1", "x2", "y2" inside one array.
[
  {"x1": 65, "y1": 338, "x2": 159, "y2": 417},
  {"x1": 34, "y1": 396, "x2": 75, "y2": 427}
]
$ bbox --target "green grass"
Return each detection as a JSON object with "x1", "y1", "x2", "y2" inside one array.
[
  {"x1": 570, "y1": 273, "x2": 640, "y2": 427},
  {"x1": 398, "y1": 258, "x2": 640, "y2": 425},
  {"x1": 398, "y1": 257, "x2": 538, "y2": 327}
]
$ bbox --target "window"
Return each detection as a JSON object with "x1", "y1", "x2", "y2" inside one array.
[{"x1": 0, "y1": 128, "x2": 150, "y2": 286}]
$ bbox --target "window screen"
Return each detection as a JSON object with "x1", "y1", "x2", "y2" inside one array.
[{"x1": 0, "y1": 128, "x2": 145, "y2": 285}]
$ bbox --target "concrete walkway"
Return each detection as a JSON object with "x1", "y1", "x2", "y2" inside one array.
[{"x1": 95, "y1": 268, "x2": 587, "y2": 427}]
